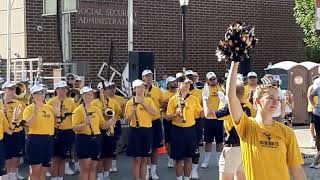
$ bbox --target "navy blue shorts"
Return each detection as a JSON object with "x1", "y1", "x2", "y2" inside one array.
[
  {"x1": 170, "y1": 125, "x2": 197, "y2": 160},
  {"x1": 152, "y1": 119, "x2": 164, "y2": 149},
  {"x1": 26, "y1": 135, "x2": 53, "y2": 167},
  {"x1": 3, "y1": 130, "x2": 25, "y2": 159},
  {"x1": 100, "y1": 130, "x2": 117, "y2": 158},
  {"x1": 127, "y1": 127, "x2": 153, "y2": 157},
  {"x1": 75, "y1": 134, "x2": 102, "y2": 161},
  {"x1": 53, "y1": 129, "x2": 75, "y2": 159},
  {"x1": 204, "y1": 119, "x2": 224, "y2": 143},
  {"x1": 163, "y1": 119, "x2": 172, "y2": 143},
  {"x1": 0, "y1": 140, "x2": 6, "y2": 176},
  {"x1": 195, "y1": 118, "x2": 203, "y2": 143}
]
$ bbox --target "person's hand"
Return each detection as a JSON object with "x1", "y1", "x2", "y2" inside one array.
[
  {"x1": 53, "y1": 104, "x2": 61, "y2": 117},
  {"x1": 12, "y1": 105, "x2": 23, "y2": 122},
  {"x1": 175, "y1": 108, "x2": 182, "y2": 116},
  {"x1": 85, "y1": 115, "x2": 92, "y2": 125}
]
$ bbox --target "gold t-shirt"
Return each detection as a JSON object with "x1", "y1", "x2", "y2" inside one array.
[
  {"x1": 235, "y1": 113, "x2": 304, "y2": 180},
  {"x1": 166, "y1": 94, "x2": 203, "y2": 127}
]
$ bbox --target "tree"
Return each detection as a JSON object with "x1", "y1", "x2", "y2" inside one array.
[{"x1": 294, "y1": 0, "x2": 320, "y2": 62}]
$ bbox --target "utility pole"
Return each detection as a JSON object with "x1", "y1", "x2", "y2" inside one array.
[{"x1": 7, "y1": 0, "x2": 11, "y2": 80}]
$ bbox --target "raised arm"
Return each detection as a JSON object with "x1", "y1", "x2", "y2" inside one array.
[{"x1": 226, "y1": 61, "x2": 243, "y2": 124}]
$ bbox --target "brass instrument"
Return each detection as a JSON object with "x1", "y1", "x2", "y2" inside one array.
[
  {"x1": 132, "y1": 96, "x2": 140, "y2": 128},
  {"x1": 176, "y1": 68, "x2": 187, "y2": 123},
  {"x1": 99, "y1": 81, "x2": 115, "y2": 136},
  {"x1": 177, "y1": 92, "x2": 186, "y2": 123},
  {"x1": 67, "y1": 88, "x2": 80, "y2": 103}
]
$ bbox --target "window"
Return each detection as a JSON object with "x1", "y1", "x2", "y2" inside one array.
[{"x1": 43, "y1": 0, "x2": 78, "y2": 16}]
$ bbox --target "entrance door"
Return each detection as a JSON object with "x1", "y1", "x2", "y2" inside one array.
[{"x1": 288, "y1": 66, "x2": 309, "y2": 124}]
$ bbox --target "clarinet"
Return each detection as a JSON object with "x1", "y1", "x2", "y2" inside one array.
[
  {"x1": 83, "y1": 104, "x2": 94, "y2": 136},
  {"x1": 132, "y1": 97, "x2": 140, "y2": 128}
]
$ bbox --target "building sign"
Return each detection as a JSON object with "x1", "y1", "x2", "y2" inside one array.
[{"x1": 75, "y1": 3, "x2": 138, "y2": 29}]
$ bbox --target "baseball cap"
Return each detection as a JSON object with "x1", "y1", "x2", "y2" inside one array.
[
  {"x1": 132, "y1": 79, "x2": 145, "y2": 89},
  {"x1": 142, "y1": 70, "x2": 153, "y2": 77},
  {"x1": 30, "y1": 84, "x2": 45, "y2": 94},
  {"x1": 1, "y1": 81, "x2": 16, "y2": 89},
  {"x1": 247, "y1": 72, "x2": 257, "y2": 77},
  {"x1": 97, "y1": 81, "x2": 108, "y2": 90},
  {"x1": 54, "y1": 81, "x2": 68, "y2": 90},
  {"x1": 166, "y1": 76, "x2": 176, "y2": 85},
  {"x1": 185, "y1": 70, "x2": 195, "y2": 76},
  {"x1": 80, "y1": 86, "x2": 94, "y2": 95},
  {"x1": 206, "y1": 72, "x2": 216, "y2": 79}
]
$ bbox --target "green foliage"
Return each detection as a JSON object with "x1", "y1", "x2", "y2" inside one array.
[{"x1": 294, "y1": 0, "x2": 320, "y2": 62}]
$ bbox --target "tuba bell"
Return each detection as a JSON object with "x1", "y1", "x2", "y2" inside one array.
[{"x1": 67, "y1": 88, "x2": 80, "y2": 103}]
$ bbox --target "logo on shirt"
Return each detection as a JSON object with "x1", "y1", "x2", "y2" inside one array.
[
  {"x1": 42, "y1": 111, "x2": 51, "y2": 119},
  {"x1": 260, "y1": 132, "x2": 279, "y2": 148}
]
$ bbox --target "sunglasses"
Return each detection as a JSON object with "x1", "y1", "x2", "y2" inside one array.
[
  {"x1": 34, "y1": 91, "x2": 45, "y2": 95},
  {"x1": 209, "y1": 78, "x2": 216, "y2": 81},
  {"x1": 67, "y1": 78, "x2": 75, "y2": 80},
  {"x1": 248, "y1": 76, "x2": 257, "y2": 79}
]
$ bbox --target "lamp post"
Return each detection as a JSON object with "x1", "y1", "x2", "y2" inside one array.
[{"x1": 179, "y1": 0, "x2": 188, "y2": 67}]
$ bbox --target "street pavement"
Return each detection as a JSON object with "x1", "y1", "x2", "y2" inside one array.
[{"x1": 17, "y1": 126, "x2": 320, "y2": 179}]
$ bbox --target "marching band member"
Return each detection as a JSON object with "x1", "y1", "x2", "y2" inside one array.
[
  {"x1": 244, "y1": 72, "x2": 258, "y2": 117},
  {"x1": 0, "y1": 100, "x2": 22, "y2": 180},
  {"x1": 142, "y1": 70, "x2": 163, "y2": 180},
  {"x1": 161, "y1": 76, "x2": 178, "y2": 168},
  {"x1": 185, "y1": 70, "x2": 203, "y2": 179},
  {"x1": 23, "y1": 84, "x2": 56, "y2": 180},
  {"x1": 102, "y1": 81, "x2": 126, "y2": 172},
  {"x1": 227, "y1": 61, "x2": 306, "y2": 180},
  {"x1": 208, "y1": 80, "x2": 250, "y2": 180},
  {"x1": 1, "y1": 81, "x2": 25, "y2": 179},
  {"x1": 47, "y1": 81, "x2": 76, "y2": 179},
  {"x1": 125, "y1": 79, "x2": 157, "y2": 180},
  {"x1": 72, "y1": 86, "x2": 116, "y2": 180},
  {"x1": 92, "y1": 81, "x2": 121, "y2": 180},
  {"x1": 166, "y1": 78, "x2": 203, "y2": 180},
  {"x1": 201, "y1": 72, "x2": 224, "y2": 168}
]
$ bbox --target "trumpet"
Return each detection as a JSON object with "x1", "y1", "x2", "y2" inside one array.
[{"x1": 133, "y1": 97, "x2": 140, "y2": 128}]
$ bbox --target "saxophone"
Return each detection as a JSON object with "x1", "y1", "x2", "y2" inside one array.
[
  {"x1": 132, "y1": 96, "x2": 140, "y2": 128},
  {"x1": 99, "y1": 83, "x2": 115, "y2": 136},
  {"x1": 177, "y1": 91, "x2": 186, "y2": 123}
]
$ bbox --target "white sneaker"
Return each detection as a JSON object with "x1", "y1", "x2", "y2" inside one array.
[
  {"x1": 191, "y1": 170, "x2": 199, "y2": 179},
  {"x1": 201, "y1": 161, "x2": 209, "y2": 168},
  {"x1": 168, "y1": 159, "x2": 174, "y2": 168},
  {"x1": 15, "y1": 172, "x2": 24, "y2": 180},
  {"x1": 64, "y1": 163, "x2": 74, "y2": 175},
  {"x1": 74, "y1": 162, "x2": 80, "y2": 173},
  {"x1": 146, "y1": 169, "x2": 150, "y2": 180},
  {"x1": 45, "y1": 172, "x2": 51, "y2": 177},
  {"x1": 309, "y1": 162, "x2": 315, "y2": 168},
  {"x1": 315, "y1": 164, "x2": 320, "y2": 169},
  {"x1": 151, "y1": 172, "x2": 159, "y2": 180},
  {"x1": 110, "y1": 167, "x2": 118, "y2": 172}
]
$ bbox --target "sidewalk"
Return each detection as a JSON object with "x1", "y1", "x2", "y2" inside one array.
[{"x1": 294, "y1": 126, "x2": 320, "y2": 179}]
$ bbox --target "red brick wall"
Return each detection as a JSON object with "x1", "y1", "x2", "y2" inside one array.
[{"x1": 26, "y1": 0, "x2": 307, "y2": 86}]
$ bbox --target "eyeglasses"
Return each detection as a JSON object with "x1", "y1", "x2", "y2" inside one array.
[
  {"x1": 248, "y1": 76, "x2": 257, "y2": 79},
  {"x1": 209, "y1": 78, "x2": 216, "y2": 81},
  {"x1": 67, "y1": 78, "x2": 74, "y2": 80}
]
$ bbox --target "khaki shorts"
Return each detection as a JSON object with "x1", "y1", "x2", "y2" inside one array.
[{"x1": 219, "y1": 146, "x2": 243, "y2": 173}]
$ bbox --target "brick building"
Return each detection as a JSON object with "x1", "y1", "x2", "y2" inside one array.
[{"x1": 0, "y1": 0, "x2": 307, "y2": 85}]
